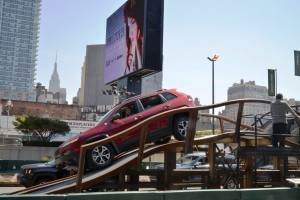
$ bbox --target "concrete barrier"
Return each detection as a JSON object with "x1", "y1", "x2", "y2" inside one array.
[
  {"x1": 66, "y1": 191, "x2": 164, "y2": 200},
  {"x1": 240, "y1": 187, "x2": 300, "y2": 200},
  {"x1": 164, "y1": 190, "x2": 240, "y2": 200},
  {"x1": 0, "y1": 194, "x2": 66, "y2": 199},
  {"x1": 1, "y1": 188, "x2": 300, "y2": 200}
]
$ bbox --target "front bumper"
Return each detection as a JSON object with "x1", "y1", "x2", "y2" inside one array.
[
  {"x1": 55, "y1": 148, "x2": 79, "y2": 171},
  {"x1": 17, "y1": 173, "x2": 33, "y2": 188}
]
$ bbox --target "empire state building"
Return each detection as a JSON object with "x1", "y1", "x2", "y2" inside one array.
[{"x1": 49, "y1": 55, "x2": 60, "y2": 94}]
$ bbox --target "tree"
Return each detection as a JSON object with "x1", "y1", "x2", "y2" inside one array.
[{"x1": 13, "y1": 115, "x2": 71, "y2": 142}]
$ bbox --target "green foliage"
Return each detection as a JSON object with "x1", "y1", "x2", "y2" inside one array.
[{"x1": 13, "y1": 115, "x2": 71, "y2": 142}]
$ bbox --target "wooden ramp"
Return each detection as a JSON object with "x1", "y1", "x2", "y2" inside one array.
[{"x1": 10, "y1": 133, "x2": 235, "y2": 194}]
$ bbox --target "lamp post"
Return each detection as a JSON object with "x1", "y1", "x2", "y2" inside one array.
[
  {"x1": 207, "y1": 54, "x2": 219, "y2": 135},
  {"x1": 6, "y1": 83, "x2": 13, "y2": 138},
  {"x1": 6, "y1": 100, "x2": 13, "y2": 137}
]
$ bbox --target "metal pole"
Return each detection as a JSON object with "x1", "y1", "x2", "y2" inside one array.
[
  {"x1": 0, "y1": 102, "x2": 3, "y2": 144},
  {"x1": 212, "y1": 61, "x2": 215, "y2": 135},
  {"x1": 275, "y1": 69, "x2": 277, "y2": 95},
  {"x1": 6, "y1": 106, "x2": 9, "y2": 137}
]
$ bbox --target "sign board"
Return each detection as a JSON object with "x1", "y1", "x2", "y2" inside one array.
[
  {"x1": 104, "y1": 0, "x2": 164, "y2": 85},
  {"x1": 268, "y1": 69, "x2": 276, "y2": 96},
  {"x1": 295, "y1": 50, "x2": 300, "y2": 76}
]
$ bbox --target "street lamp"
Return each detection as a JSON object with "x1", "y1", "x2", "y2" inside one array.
[
  {"x1": 6, "y1": 99, "x2": 13, "y2": 137},
  {"x1": 207, "y1": 54, "x2": 219, "y2": 135},
  {"x1": 6, "y1": 83, "x2": 13, "y2": 138}
]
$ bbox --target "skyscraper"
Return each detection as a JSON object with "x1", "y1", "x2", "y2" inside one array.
[
  {"x1": 79, "y1": 44, "x2": 113, "y2": 107},
  {"x1": 0, "y1": 0, "x2": 41, "y2": 101},
  {"x1": 49, "y1": 55, "x2": 60, "y2": 94}
]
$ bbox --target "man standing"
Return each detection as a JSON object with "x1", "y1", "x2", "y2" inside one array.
[{"x1": 270, "y1": 93, "x2": 300, "y2": 147}]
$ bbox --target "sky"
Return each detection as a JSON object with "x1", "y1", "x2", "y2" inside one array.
[{"x1": 36, "y1": 0, "x2": 300, "y2": 105}]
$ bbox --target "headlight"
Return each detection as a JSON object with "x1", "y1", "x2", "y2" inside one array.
[
  {"x1": 61, "y1": 136, "x2": 80, "y2": 148},
  {"x1": 25, "y1": 169, "x2": 32, "y2": 174}
]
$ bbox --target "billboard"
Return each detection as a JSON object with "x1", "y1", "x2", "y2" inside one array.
[{"x1": 104, "y1": 0, "x2": 164, "y2": 85}]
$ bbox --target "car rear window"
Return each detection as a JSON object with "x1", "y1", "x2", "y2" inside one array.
[
  {"x1": 140, "y1": 95, "x2": 163, "y2": 110},
  {"x1": 161, "y1": 92, "x2": 177, "y2": 101}
]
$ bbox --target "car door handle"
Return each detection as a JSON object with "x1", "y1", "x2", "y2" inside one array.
[
  {"x1": 163, "y1": 105, "x2": 170, "y2": 109},
  {"x1": 134, "y1": 115, "x2": 142, "y2": 120}
]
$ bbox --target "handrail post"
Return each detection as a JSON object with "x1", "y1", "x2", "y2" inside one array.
[
  {"x1": 235, "y1": 102, "x2": 244, "y2": 143},
  {"x1": 219, "y1": 118, "x2": 224, "y2": 133},
  {"x1": 235, "y1": 102, "x2": 244, "y2": 189},
  {"x1": 136, "y1": 126, "x2": 148, "y2": 170},
  {"x1": 184, "y1": 109, "x2": 198, "y2": 154},
  {"x1": 75, "y1": 147, "x2": 86, "y2": 193}
]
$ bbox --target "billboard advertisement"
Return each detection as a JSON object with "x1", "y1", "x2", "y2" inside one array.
[{"x1": 104, "y1": 0, "x2": 163, "y2": 85}]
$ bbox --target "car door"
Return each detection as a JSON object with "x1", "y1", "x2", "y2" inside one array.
[
  {"x1": 106, "y1": 101, "x2": 144, "y2": 151},
  {"x1": 137, "y1": 94, "x2": 172, "y2": 136}
]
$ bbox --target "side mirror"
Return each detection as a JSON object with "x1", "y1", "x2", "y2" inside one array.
[{"x1": 111, "y1": 113, "x2": 121, "y2": 122}]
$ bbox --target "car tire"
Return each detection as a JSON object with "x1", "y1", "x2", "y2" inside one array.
[
  {"x1": 154, "y1": 136, "x2": 171, "y2": 145},
  {"x1": 86, "y1": 144, "x2": 115, "y2": 170},
  {"x1": 225, "y1": 178, "x2": 237, "y2": 189},
  {"x1": 34, "y1": 177, "x2": 53, "y2": 186},
  {"x1": 173, "y1": 116, "x2": 188, "y2": 141}
]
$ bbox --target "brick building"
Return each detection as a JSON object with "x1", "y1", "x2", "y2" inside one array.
[{"x1": 0, "y1": 99, "x2": 80, "y2": 120}]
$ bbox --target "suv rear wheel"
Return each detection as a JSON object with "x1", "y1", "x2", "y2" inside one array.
[
  {"x1": 173, "y1": 116, "x2": 188, "y2": 141},
  {"x1": 86, "y1": 144, "x2": 115, "y2": 170}
]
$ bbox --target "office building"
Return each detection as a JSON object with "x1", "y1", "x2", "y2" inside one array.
[
  {"x1": 222, "y1": 80, "x2": 273, "y2": 127},
  {"x1": 141, "y1": 72, "x2": 162, "y2": 94},
  {"x1": 79, "y1": 44, "x2": 114, "y2": 108},
  {"x1": 0, "y1": 0, "x2": 41, "y2": 101}
]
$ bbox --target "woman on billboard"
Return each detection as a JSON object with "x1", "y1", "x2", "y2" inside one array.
[{"x1": 124, "y1": 0, "x2": 144, "y2": 75}]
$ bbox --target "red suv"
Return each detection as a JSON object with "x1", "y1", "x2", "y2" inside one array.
[{"x1": 55, "y1": 89, "x2": 195, "y2": 171}]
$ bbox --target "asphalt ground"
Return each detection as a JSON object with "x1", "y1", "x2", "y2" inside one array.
[
  {"x1": 0, "y1": 174, "x2": 24, "y2": 194},
  {"x1": 0, "y1": 186, "x2": 24, "y2": 194}
]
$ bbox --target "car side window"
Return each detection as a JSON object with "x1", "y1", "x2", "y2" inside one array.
[
  {"x1": 140, "y1": 95, "x2": 163, "y2": 110},
  {"x1": 117, "y1": 103, "x2": 139, "y2": 119},
  {"x1": 161, "y1": 92, "x2": 177, "y2": 101}
]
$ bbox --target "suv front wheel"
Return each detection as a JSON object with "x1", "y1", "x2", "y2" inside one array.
[
  {"x1": 173, "y1": 116, "x2": 188, "y2": 141},
  {"x1": 35, "y1": 177, "x2": 54, "y2": 186},
  {"x1": 86, "y1": 144, "x2": 115, "y2": 170}
]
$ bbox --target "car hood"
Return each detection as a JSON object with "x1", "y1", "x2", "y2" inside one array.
[
  {"x1": 21, "y1": 162, "x2": 55, "y2": 170},
  {"x1": 60, "y1": 123, "x2": 107, "y2": 147},
  {"x1": 258, "y1": 164, "x2": 274, "y2": 170},
  {"x1": 151, "y1": 163, "x2": 210, "y2": 170},
  {"x1": 151, "y1": 164, "x2": 164, "y2": 170}
]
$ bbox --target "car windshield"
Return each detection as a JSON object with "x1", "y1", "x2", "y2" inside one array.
[
  {"x1": 46, "y1": 159, "x2": 55, "y2": 165},
  {"x1": 95, "y1": 106, "x2": 117, "y2": 126},
  {"x1": 176, "y1": 155, "x2": 199, "y2": 165},
  {"x1": 216, "y1": 155, "x2": 237, "y2": 164}
]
